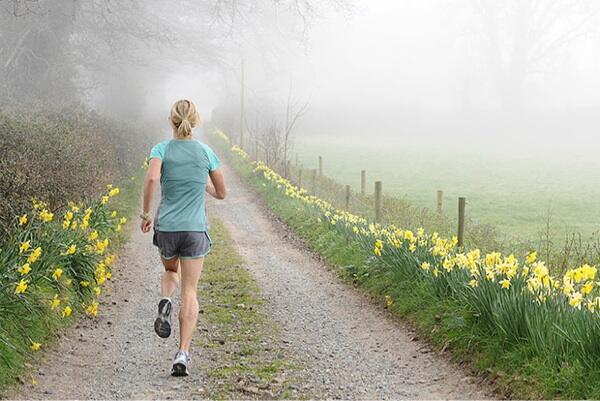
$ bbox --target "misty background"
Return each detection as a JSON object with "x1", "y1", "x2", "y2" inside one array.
[{"x1": 2, "y1": 0, "x2": 600, "y2": 239}]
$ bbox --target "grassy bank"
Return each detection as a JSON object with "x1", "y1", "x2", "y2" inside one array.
[
  {"x1": 0, "y1": 162, "x2": 145, "y2": 393},
  {"x1": 211, "y1": 129, "x2": 600, "y2": 399},
  {"x1": 197, "y1": 218, "x2": 302, "y2": 400}
]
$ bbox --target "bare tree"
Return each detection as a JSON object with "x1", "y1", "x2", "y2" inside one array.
[
  {"x1": 0, "y1": 0, "x2": 350, "y2": 107},
  {"x1": 458, "y1": 0, "x2": 600, "y2": 112},
  {"x1": 283, "y1": 80, "x2": 309, "y2": 177}
]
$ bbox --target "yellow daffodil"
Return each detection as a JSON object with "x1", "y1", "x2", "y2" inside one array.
[
  {"x1": 104, "y1": 255, "x2": 116, "y2": 266},
  {"x1": 19, "y1": 240, "x2": 31, "y2": 253},
  {"x1": 86, "y1": 300, "x2": 99, "y2": 317},
  {"x1": 18, "y1": 263, "x2": 31, "y2": 275},
  {"x1": 88, "y1": 230, "x2": 99, "y2": 241},
  {"x1": 39, "y1": 209, "x2": 54, "y2": 222},
  {"x1": 62, "y1": 244, "x2": 77, "y2": 255},
  {"x1": 50, "y1": 294, "x2": 61, "y2": 310},
  {"x1": 19, "y1": 214, "x2": 28, "y2": 225},
  {"x1": 27, "y1": 247, "x2": 42, "y2": 264},
  {"x1": 569, "y1": 292, "x2": 583, "y2": 309},
  {"x1": 52, "y1": 268, "x2": 63, "y2": 280},
  {"x1": 15, "y1": 279, "x2": 28, "y2": 294},
  {"x1": 500, "y1": 279, "x2": 511, "y2": 289},
  {"x1": 30, "y1": 342, "x2": 41, "y2": 351},
  {"x1": 62, "y1": 305, "x2": 72, "y2": 318}
]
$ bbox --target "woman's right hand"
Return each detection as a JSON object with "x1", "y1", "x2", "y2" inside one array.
[{"x1": 140, "y1": 218, "x2": 153, "y2": 233}]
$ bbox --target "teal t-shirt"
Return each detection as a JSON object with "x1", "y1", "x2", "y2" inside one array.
[{"x1": 149, "y1": 139, "x2": 221, "y2": 232}]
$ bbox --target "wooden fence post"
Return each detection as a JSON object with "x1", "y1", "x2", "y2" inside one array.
[
  {"x1": 311, "y1": 169, "x2": 317, "y2": 193},
  {"x1": 361, "y1": 170, "x2": 366, "y2": 196},
  {"x1": 286, "y1": 160, "x2": 291, "y2": 179},
  {"x1": 345, "y1": 185, "x2": 351, "y2": 210},
  {"x1": 254, "y1": 140, "x2": 259, "y2": 161},
  {"x1": 298, "y1": 167, "x2": 302, "y2": 187},
  {"x1": 318, "y1": 156, "x2": 323, "y2": 177},
  {"x1": 458, "y1": 197, "x2": 466, "y2": 247},
  {"x1": 437, "y1": 190, "x2": 444, "y2": 214},
  {"x1": 374, "y1": 181, "x2": 382, "y2": 223}
]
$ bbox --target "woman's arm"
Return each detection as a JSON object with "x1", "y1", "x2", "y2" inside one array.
[
  {"x1": 140, "y1": 158, "x2": 162, "y2": 233},
  {"x1": 206, "y1": 168, "x2": 226, "y2": 200}
]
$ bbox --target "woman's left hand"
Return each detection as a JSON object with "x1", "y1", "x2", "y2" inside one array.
[{"x1": 140, "y1": 219, "x2": 153, "y2": 233}]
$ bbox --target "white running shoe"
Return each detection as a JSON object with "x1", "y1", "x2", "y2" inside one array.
[{"x1": 171, "y1": 350, "x2": 191, "y2": 377}]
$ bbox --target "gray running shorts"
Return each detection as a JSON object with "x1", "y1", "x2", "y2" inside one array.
[{"x1": 152, "y1": 230, "x2": 212, "y2": 260}]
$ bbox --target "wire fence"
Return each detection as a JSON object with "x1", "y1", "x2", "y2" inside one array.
[{"x1": 222, "y1": 130, "x2": 600, "y2": 274}]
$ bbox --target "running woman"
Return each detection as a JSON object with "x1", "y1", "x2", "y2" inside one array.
[{"x1": 140, "y1": 99, "x2": 226, "y2": 376}]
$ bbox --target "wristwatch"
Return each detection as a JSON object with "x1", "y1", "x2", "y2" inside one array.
[{"x1": 139, "y1": 212, "x2": 151, "y2": 221}]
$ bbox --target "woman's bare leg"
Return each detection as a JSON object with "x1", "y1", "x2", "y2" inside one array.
[
  {"x1": 178, "y1": 257, "x2": 204, "y2": 351},
  {"x1": 160, "y1": 256, "x2": 180, "y2": 297}
]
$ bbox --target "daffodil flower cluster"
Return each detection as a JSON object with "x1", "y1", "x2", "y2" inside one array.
[
  {"x1": 249, "y1": 156, "x2": 600, "y2": 316},
  {"x1": 2, "y1": 184, "x2": 125, "y2": 353},
  {"x1": 231, "y1": 145, "x2": 249, "y2": 160},
  {"x1": 214, "y1": 128, "x2": 230, "y2": 144}
]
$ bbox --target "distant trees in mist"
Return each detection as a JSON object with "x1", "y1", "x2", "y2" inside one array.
[{"x1": 0, "y1": 0, "x2": 349, "y2": 114}]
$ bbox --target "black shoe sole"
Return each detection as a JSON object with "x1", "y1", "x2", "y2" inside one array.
[
  {"x1": 154, "y1": 317, "x2": 171, "y2": 338},
  {"x1": 171, "y1": 363, "x2": 189, "y2": 377}
]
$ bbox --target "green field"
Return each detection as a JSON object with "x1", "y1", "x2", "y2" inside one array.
[{"x1": 293, "y1": 135, "x2": 600, "y2": 242}]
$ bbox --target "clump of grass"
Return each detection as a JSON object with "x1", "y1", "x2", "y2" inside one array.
[{"x1": 197, "y1": 218, "x2": 302, "y2": 400}]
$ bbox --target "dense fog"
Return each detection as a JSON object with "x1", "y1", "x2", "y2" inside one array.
[{"x1": 3, "y1": 0, "x2": 600, "y2": 150}]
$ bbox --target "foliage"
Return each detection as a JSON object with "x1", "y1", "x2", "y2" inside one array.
[{"x1": 0, "y1": 107, "x2": 149, "y2": 235}]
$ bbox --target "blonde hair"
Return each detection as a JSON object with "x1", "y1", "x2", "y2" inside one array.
[{"x1": 169, "y1": 99, "x2": 200, "y2": 138}]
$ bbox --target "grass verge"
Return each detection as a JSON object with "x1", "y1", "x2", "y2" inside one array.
[
  {"x1": 195, "y1": 217, "x2": 303, "y2": 400},
  {"x1": 211, "y1": 134, "x2": 600, "y2": 400},
  {"x1": 0, "y1": 165, "x2": 145, "y2": 396}
]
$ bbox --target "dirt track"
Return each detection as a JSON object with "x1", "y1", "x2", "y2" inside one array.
[{"x1": 12, "y1": 163, "x2": 493, "y2": 400}]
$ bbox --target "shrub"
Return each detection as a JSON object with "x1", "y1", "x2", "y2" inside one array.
[{"x1": 0, "y1": 107, "x2": 149, "y2": 235}]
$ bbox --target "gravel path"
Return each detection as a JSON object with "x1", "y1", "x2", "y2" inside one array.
[
  {"x1": 207, "y1": 164, "x2": 494, "y2": 400},
  {"x1": 11, "y1": 162, "x2": 494, "y2": 400}
]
